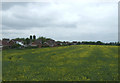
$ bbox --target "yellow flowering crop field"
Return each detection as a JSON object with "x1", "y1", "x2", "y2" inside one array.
[{"x1": 2, "y1": 45, "x2": 118, "y2": 81}]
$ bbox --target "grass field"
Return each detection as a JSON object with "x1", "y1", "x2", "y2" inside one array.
[{"x1": 2, "y1": 45, "x2": 118, "y2": 81}]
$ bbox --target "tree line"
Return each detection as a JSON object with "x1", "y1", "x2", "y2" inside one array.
[{"x1": 12, "y1": 35, "x2": 120, "y2": 46}]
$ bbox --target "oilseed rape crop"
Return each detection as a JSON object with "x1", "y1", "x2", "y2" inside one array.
[{"x1": 2, "y1": 45, "x2": 118, "y2": 81}]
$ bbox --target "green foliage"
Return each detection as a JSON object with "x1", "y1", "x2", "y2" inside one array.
[
  {"x1": 25, "y1": 38, "x2": 30, "y2": 45},
  {"x1": 14, "y1": 38, "x2": 25, "y2": 41},
  {"x1": 30, "y1": 35, "x2": 32, "y2": 40},
  {"x1": 37, "y1": 37, "x2": 47, "y2": 44},
  {"x1": 2, "y1": 45, "x2": 118, "y2": 81},
  {"x1": 11, "y1": 44, "x2": 21, "y2": 49},
  {"x1": 33, "y1": 35, "x2": 36, "y2": 40},
  {"x1": 96, "y1": 41, "x2": 103, "y2": 45},
  {"x1": 37, "y1": 37, "x2": 53, "y2": 44}
]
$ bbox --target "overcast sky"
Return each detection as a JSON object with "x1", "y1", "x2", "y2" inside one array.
[{"x1": 2, "y1": 1, "x2": 118, "y2": 42}]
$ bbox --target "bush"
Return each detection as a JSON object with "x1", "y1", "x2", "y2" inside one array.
[{"x1": 11, "y1": 44, "x2": 21, "y2": 49}]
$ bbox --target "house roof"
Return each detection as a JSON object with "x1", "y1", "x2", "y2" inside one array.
[
  {"x1": 2, "y1": 40, "x2": 15, "y2": 46},
  {"x1": 44, "y1": 39, "x2": 57, "y2": 46},
  {"x1": 34, "y1": 39, "x2": 42, "y2": 44},
  {"x1": 30, "y1": 39, "x2": 42, "y2": 46},
  {"x1": 2, "y1": 40, "x2": 10, "y2": 46}
]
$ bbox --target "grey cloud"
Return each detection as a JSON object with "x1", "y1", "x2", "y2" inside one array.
[
  {"x1": 2, "y1": 2, "x2": 50, "y2": 10},
  {"x1": 2, "y1": 1, "x2": 118, "y2": 42},
  {"x1": 2, "y1": 2, "x2": 78, "y2": 29},
  {"x1": 2, "y1": 2, "x2": 28, "y2": 10}
]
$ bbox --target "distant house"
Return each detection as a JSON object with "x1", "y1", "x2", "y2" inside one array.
[
  {"x1": 43, "y1": 39, "x2": 57, "y2": 47},
  {"x1": 30, "y1": 39, "x2": 42, "y2": 48},
  {"x1": 2, "y1": 39, "x2": 10, "y2": 47},
  {"x1": 62, "y1": 41, "x2": 70, "y2": 46},
  {"x1": 2, "y1": 39, "x2": 16, "y2": 49},
  {"x1": 56, "y1": 41, "x2": 63, "y2": 46},
  {"x1": 65, "y1": 41, "x2": 71, "y2": 45},
  {"x1": 30, "y1": 42, "x2": 38, "y2": 47},
  {"x1": 0, "y1": 40, "x2": 2, "y2": 46},
  {"x1": 42, "y1": 42, "x2": 49, "y2": 47},
  {"x1": 14, "y1": 40, "x2": 25, "y2": 46},
  {"x1": 9, "y1": 40, "x2": 16, "y2": 46},
  {"x1": 72, "y1": 41, "x2": 78, "y2": 45},
  {"x1": 12, "y1": 39, "x2": 29, "y2": 48},
  {"x1": 16, "y1": 41, "x2": 24, "y2": 46}
]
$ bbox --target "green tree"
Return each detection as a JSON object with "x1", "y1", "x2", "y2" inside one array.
[
  {"x1": 33, "y1": 35, "x2": 36, "y2": 40},
  {"x1": 26, "y1": 38, "x2": 30, "y2": 45},
  {"x1": 30, "y1": 35, "x2": 32, "y2": 40}
]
